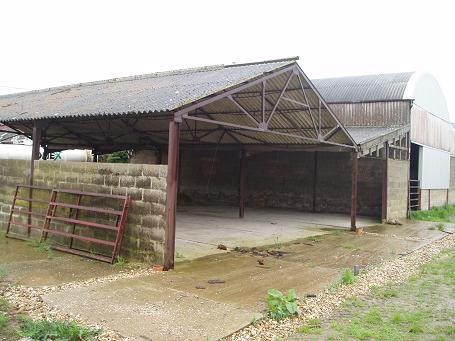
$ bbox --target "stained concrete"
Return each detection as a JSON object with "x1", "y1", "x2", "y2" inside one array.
[
  {"x1": 176, "y1": 206, "x2": 379, "y2": 259},
  {"x1": 1, "y1": 220, "x2": 449, "y2": 341}
]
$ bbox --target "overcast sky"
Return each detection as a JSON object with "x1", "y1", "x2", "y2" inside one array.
[{"x1": 1, "y1": 0, "x2": 453, "y2": 119}]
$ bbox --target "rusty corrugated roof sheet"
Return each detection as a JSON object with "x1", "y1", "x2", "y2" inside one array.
[
  {"x1": 312, "y1": 72, "x2": 414, "y2": 103},
  {"x1": 0, "y1": 58, "x2": 297, "y2": 122}
]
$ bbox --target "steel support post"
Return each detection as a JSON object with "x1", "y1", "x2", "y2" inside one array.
[
  {"x1": 28, "y1": 122, "x2": 42, "y2": 234},
  {"x1": 312, "y1": 151, "x2": 318, "y2": 212},
  {"x1": 239, "y1": 149, "x2": 246, "y2": 218},
  {"x1": 164, "y1": 120, "x2": 180, "y2": 271},
  {"x1": 381, "y1": 142, "x2": 389, "y2": 221},
  {"x1": 350, "y1": 152, "x2": 358, "y2": 231}
]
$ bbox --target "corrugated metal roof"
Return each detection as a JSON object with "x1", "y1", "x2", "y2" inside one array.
[
  {"x1": 312, "y1": 72, "x2": 414, "y2": 103},
  {"x1": 0, "y1": 58, "x2": 297, "y2": 122},
  {"x1": 346, "y1": 126, "x2": 399, "y2": 144}
]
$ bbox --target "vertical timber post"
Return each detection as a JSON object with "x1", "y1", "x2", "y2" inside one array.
[
  {"x1": 164, "y1": 119, "x2": 180, "y2": 271},
  {"x1": 350, "y1": 152, "x2": 358, "y2": 231},
  {"x1": 239, "y1": 149, "x2": 246, "y2": 218},
  {"x1": 28, "y1": 121, "x2": 42, "y2": 235}
]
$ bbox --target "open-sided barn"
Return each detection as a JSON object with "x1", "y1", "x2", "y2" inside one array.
[{"x1": 0, "y1": 57, "x2": 452, "y2": 268}]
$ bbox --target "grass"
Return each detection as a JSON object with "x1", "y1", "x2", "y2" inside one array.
[
  {"x1": 371, "y1": 285, "x2": 399, "y2": 299},
  {"x1": 26, "y1": 239, "x2": 54, "y2": 257},
  {"x1": 329, "y1": 268, "x2": 358, "y2": 293},
  {"x1": 410, "y1": 204, "x2": 455, "y2": 223},
  {"x1": 0, "y1": 313, "x2": 7, "y2": 330},
  {"x1": 176, "y1": 251, "x2": 185, "y2": 259},
  {"x1": 307, "y1": 236, "x2": 321, "y2": 244},
  {"x1": 296, "y1": 248, "x2": 455, "y2": 340},
  {"x1": 272, "y1": 235, "x2": 282, "y2": 249},
  {"x1": 299, "y1": 319, "x2": 322, "y2": 335},
  {"x1": 0, "y1": 268, "x2": 6, "y2": 280},
  {"x1": 18, "y1": 317, "x2": 100, "y2": 340}
]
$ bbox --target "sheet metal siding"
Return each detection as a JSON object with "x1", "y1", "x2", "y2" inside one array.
[
  {"x1": 0, "y1": 61, "x2": 294, "y2": 122},
  {"x1": 328, "y1": 101, "x2": 411, "y2": 127},
  {"x1": 312, "y1": 72, "x2": 413, "y2": 103},
  {"x1": 411, "y1": 106, "x2": 455, "y2": 154}
]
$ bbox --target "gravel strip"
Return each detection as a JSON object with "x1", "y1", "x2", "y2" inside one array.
[
  {"x1": 0, "y1": 267, "x2": 163, "y2": 340},
  {"x1": 224, "y1": 233, "x2": 455, "y2": 341}
]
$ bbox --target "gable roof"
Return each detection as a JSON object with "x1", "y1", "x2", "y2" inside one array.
[
  {"x1": 312, "y1": 72, "x2": 414, "y2": 103},
  {"x1": 0, "y1": 58, "x2": 297, "y2": 122}
]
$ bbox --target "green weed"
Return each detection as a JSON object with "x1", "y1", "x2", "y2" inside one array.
[
  {"x1": 333, "y1": 230, "x2": 344, "y2": 236},
  {"x1": 113, "y1": 255, "x2": 126, "y2": 267},
  {"x1": 272, "y1": 235, "x2": 282, "y2": 249},
  {"x1": 299, "y1": 319, "x2": 322, "y2": 334},
  {"x1": 436, "y1": 223, "x2": 446, "y2": 232},
  {"x1": 0, "y1": 312, "x2": 7, "y2": 329},
  {"x1": 0, "y1": 299, "x2": 9, "y2": 312},
  {"x1": 341, "y1": 268, "x2": 357, "y2": 285},
  {"x1": 371, "y1": 285, "x2": 399, "y2": 299},
  {"x1": 410, "y1": 204, "x2": 455, "y2": 223},
  {"x1": 18, "y1": 317, "x2": 100, "y2": 340},
  {"x1": 307, "y1": 236, "x2": 321, "y2": 244},
  {"x1": 27, "y1": 239, "x2": 53, "y2": 257},
  {"x1": 176, "y1": 251, "x2": 185, "y2": 259},
  {"x1": 266, "y1": 288, "x2": 299, "y2": 320}
]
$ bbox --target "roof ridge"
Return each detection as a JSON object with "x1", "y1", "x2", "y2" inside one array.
[
  {"x1": 224, "y1": 56, "x2": 299, "y2": 68},
  {"x1": 0, "y1": 57, "x2": 298, "y2": 100}
]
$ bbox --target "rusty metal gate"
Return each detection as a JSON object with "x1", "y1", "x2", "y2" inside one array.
[{"x1": 6, "y1": 185, "x2": 130, "y2": 263}]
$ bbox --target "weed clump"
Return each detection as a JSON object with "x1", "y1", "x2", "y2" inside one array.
[{"x1": 266, "y1": 288, "x2": 299, "y2": 320}]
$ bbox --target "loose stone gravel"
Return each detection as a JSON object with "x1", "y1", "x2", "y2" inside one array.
[
  {"x1": 224, "y1": 233, "x2": 455, "y2": 341},
  {"x1": 0, "y1": 267, "x2": 163, "y2": 340}
]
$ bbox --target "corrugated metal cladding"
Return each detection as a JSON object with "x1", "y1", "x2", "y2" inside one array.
[
  {"x1": 328, "y1": 101, "x2": 411, "y2": 127},
  {"x1": 0, "y1": 60, "x2": 296, "y2": 122},
  {"x1": 411, "y1": 106, "x2": 455, "y2": 154},
  {"x1": 312, "y1": 72, "x2": 413, "y2": 103},
  {"x1": 0, "y1": 58, "x2": 356, "y2": 150}
]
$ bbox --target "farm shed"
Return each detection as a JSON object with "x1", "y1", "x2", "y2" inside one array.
[{"x1": 0, "y1": 57, "x2": 448, "y2": 268}]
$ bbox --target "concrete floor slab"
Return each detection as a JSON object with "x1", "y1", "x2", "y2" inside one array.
[
  {"x1": 1, "y1": 218, "x2": 449, "y2": 341},
  {"x1": 176, "y1": 206, "x2": 379, "y2": 259}
]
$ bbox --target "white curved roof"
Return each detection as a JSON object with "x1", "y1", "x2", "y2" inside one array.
[{"x1": 313, "y1": 72, "x2": 449, "y2": 120}]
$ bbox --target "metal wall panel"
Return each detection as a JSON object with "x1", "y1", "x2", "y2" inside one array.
[
  {"x1": 328, "y1": 101, "x2": 411, "y2": 127},
  {"x1": 419, "y1": 145, "x2": 450, "y2": 189},
  {"x1": 411, "y1": 106, "x2": 455, "y2": 154}
]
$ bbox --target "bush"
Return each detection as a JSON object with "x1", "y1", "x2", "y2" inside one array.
[
  {"x1": 266, "y1": 288, "x2": 299, "y2": 320},
  {"x1": 106, "y1": 151, "x2": 129, "y2": 163},
  {"x1": 18, "y1": 317, "x2": 100, "y2": 341}
]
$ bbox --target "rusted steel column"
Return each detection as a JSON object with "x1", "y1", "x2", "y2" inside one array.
[
  {"x1": 350, "y1": 152, "x2": 358, "y2": 231},
  {"x1": 381, "y1": 142, "x2": 389, "y2": 221},
  {"x1": 239, "y1": 149, "x2": 246, "y2": 218},
  {"x1": 312, "y1": 151, "x2": 318, "y2": 212},
  {"x1": 28, "y1": 121, "x2": 42, "y2": 234},
  {"x1": 164, "y1": 120, "x2": 180, "y2": 271}
]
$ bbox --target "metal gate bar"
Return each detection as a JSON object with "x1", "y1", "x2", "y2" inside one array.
[
  {"x1": 6, "y1": 185, "x2": 53, "y2": 241},
  {"x1": 40, "y1": 189, "x2": 130, "y2": 263}
]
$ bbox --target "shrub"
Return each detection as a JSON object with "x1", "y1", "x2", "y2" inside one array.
[
  {"x1": 266, "y1": 288, "x2": 299, "y2": 320},
  {"x1": 107, "y1": 151, "x2": 129, "y2": 163}
]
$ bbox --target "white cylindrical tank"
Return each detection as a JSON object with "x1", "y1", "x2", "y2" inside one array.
[
  {"x1": 55, "y1": 149, "x2": 93, "y2": 162},
  {"x1": 0, "y1": 144, "x2": 43, "y2": 160}
]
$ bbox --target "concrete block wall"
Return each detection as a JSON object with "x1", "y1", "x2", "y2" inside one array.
[
  {"x1": 386, "y1": 159, "x2": 409, "y2": 219},
  {"x1": 0, "y1": 159, "x2": 167, "y2": 263},
  {"x1": 421, "y1": 189, "x2": 448, "y2": 210},
  {"x1": 179, "y1": 150, "x2": 383, "y2": 217}
]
